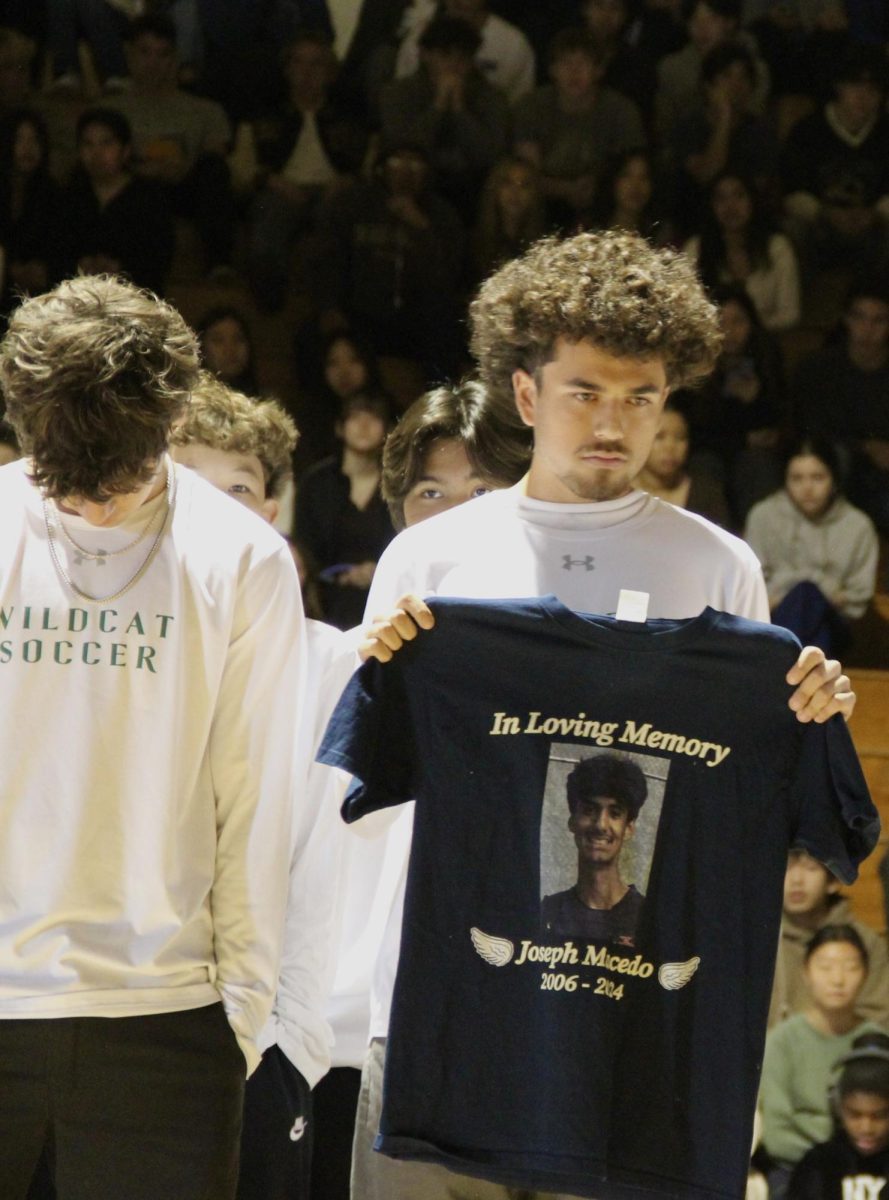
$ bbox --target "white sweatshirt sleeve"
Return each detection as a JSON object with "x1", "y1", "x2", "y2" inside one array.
[
  {"x1": 265, "y1": 624, "x2": 359, "y2": 1087},
  {"x1": 209, "y1": 546, "x2": 305, "y2": 1075}
]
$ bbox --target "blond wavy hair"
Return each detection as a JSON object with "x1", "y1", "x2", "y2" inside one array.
[{"x1": 172, "y1": 372, "x2": 298, "y2": 499}]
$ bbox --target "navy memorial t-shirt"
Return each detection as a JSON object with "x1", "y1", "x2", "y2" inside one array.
[{"x1": 318, "y1": 597, "x2": 879, "y2": 1200}]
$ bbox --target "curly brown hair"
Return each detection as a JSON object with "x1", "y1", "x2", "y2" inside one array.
[
  {"x1": 469, "y1": 231, "x2": 722, "y2": 418},
  {"x1": 0, "y1": 275, "x2": 199, "y2": 501},
  {"x1": 171, "y1": 371, "x2": 298, "y2": 500}
]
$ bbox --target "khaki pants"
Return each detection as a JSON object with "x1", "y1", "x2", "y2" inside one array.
[{"x1": 350, "y1": 1038, "x2": 573, "y2": 1200}]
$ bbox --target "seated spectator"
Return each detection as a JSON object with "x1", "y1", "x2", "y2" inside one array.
[
  {"x1": 683, "y1": 171, "x2": 800, "y2": 330},
  {"x1": 744, "y1": 0, "x2": 852, "y2": 103},
  {"x1": 314, "y1": 142, "x2": 465, "y2": 377},
  {"x1": 745, "y1": 436, "x2": 878, "y2": 654},
  {"x1": 788, "y1": 1033, "x2": 889, "y2": 1198},
  {"x1": 381, "y1": 377, "x2": 530, "y2": 529},
  {"x1": 580, "y1": 0, "x2": 657, "y2": 123},
  {"x1": 632, "y1": 399, "x2": 730, "y2": 526},
  {"x1": 793, "y1": 276, "x2": 889, "y2": 535},
  {"x1": 295, "y1": 393, "x2": 395, "y2": 630},
  {"x1": 320, "y1": 331, "x2": 383, "y2": 411},
  {"x1": 782, "y1": 46, "x2": 889, "y2": 277},
  {"x1": 769, "y1": 850, "x2": 889, "y2": 1032},
  {"x1": 587, "y1": 149, "x2": 672, "y2": 243},
  {"x1": 61, "y1": 107, "x2": 174, "y2": 296},
  {"x1": 196, "y1": 306, "x2": 259, "y2": 394},
  {"x1": 45, "y1": 0, "x2": 128, "y2": 92},
  {"x1": 654, "y1": 0, "x2": 769, "y2": 140},
  {"x1": 297, "y1": 329, "x2": 385, "y2": 465},
  {"x1": 471, "y1": 156, "x2": 546, "y2": 282},
  {"x1": 0, "y1": 28, "x2": 75, "y2": 181},
  {"x1": 683, "y1": 283, "x2": 784, "y2": 522},
  {"x1": 760, "y1": 925, "x2": 885, "y2": 1199},
  {"x1": 108, "y1": 14, "x2": 237, "y2": 278},
  {"x1": 514, "y1": 26, "x2": 646, "y2": 230},
  {"x1": 0, "y1": 108, "x2": 63, "y2": 315},
  {"x1": 669, "y1": 42, "x2": 780, "y2": 233},
  {"x1": 380, "y1": 15, "x2": 510, "y2": 223},
  {"x1": 395, "y1": 0, "x2": 535, "y2": 104},
  {"x1": 247, "y1": 28, "x2": 368, "y2": 312}
]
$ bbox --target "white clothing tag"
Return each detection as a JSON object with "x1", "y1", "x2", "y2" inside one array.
[{"x1": 616, "y1": 589, "x2": 649, "y2": 622}]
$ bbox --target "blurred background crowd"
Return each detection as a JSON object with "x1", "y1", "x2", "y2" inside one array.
[{"x1": 0, "y1": 0, "x2": 888, "y2": 658}]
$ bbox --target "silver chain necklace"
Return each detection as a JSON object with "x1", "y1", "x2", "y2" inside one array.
[
  {"x1": 43, "y1": 464, "x2": 176, "y2": 604},
  {"x1": 53, "y1": 471, "x2": 170, "y2": 564}
]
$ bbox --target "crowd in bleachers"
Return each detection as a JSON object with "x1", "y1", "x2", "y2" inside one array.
[
  {"x1": 0, "y1": 8, "x2": 888, "y2": 1198},
  {"x1": 0, "y1": 0, "x2": 888, "y2": 650}
]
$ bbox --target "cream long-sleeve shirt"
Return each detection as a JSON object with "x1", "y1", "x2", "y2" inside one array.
[{"x1": 0, "y1": 460, "x2": 304, "y2": 1074}]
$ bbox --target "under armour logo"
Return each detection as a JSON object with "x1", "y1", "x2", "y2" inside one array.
[
  {"x1": 289, "y1": 1116, "x2": 307, "y2": 1142},
  {"x1": 562, "y1": 555, "x2": 595, "y2": 571}
]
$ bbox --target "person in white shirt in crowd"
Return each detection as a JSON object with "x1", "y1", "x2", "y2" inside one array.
[
  {"x1": 0, "y1": 275, "x2": 304, "y2": 1200},
  {"x1": 683, "y1": 171, "x2": 800, "y2": 332}
]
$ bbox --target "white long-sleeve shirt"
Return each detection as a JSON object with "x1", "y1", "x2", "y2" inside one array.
[
  {"x1": 0, "y1": 460, "x2": 304, "y2": 1074},
  {"x1": 259, "y1": 618, "x2": 355, "y2": 1087}
]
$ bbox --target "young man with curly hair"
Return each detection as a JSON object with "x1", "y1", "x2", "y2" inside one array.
[
  {"x1": 351, "y1": 229, "x2": 855, "y2": 1200},
  {"x1": 0, "y1": 276, "x2": 304, "y2": 1200}
]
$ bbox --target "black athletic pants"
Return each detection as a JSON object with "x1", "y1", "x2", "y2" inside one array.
[
  {"x1": 3, "y1": 1003, "x2": 245, "y2": 1200},
  {"x1": 236, "y1": 1043, "x2": 313, "y2": 1200},
  {"x1": 310, "y1": 1066, "x2": 361, "y2": 1200}
]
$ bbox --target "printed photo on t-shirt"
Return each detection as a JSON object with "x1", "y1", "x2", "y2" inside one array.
[{"x1": 539, "y1": 744, "x2": 668, "y2": 949}]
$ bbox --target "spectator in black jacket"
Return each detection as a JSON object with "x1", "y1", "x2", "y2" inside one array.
[
  {"x1": 295, "y1": 392, "x2": 395, "y2": 630},
  {"x1": 782, "y1": 45, "x2": 889, "y2": 276},
  {"x1": 314, "y1": 142, "x2": 465, "y2": 377},
  {"x1": 788, "y1": 1032, "x2": 889, "y2": 1198},
  {"x1": 61, "y1": 107, "x2": 174, "y2": 297},
  {"x1": 793, "y1": 276, "x2": 889, "y2": 535}
]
